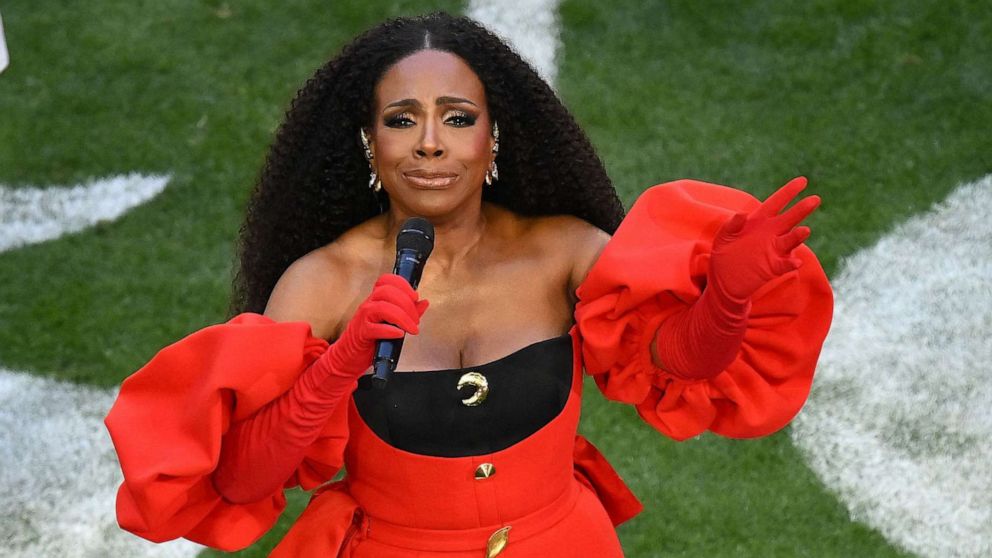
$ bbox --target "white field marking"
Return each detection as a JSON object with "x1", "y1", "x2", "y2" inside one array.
[
  {"x1": 0, "y1": 173, "x2": 169, "y2": 252},
  {"x1": 1, "y1": 11, "x2": 9, "y2": 73},
  {"x1": 467, "y1": 0, "x2": 561, "y2": 88},
  {"x1": 791, "y1": 175, "x2": 992, "y2": 558},
  {"x1": 0, "y1": 172, "x2": 197, "y2": 556},
  {"x1": 0, "y1": 369, "x2": 200, "y2": 558}
]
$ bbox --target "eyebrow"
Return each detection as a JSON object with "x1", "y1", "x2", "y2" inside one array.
[{"x1": 383, "y1": 96, "x2": 478, "y2": 111}]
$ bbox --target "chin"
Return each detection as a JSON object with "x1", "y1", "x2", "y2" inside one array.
[{"x1": 387, "y1": 186, "x2": 482, "y2": 218}]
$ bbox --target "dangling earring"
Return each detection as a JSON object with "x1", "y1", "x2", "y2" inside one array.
[
  {"x1": 485, "y1": 122, "x2": 500, "y2": 186},
  {"x1": 360, "y1": 128, "x2": 382, "y2": 192}
]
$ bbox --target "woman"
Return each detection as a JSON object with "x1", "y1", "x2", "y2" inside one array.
[{"x1": 106, "y1": 12, "x2": 832, "y2": 557}]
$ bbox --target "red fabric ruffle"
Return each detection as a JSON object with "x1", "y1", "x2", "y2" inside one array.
[
  {"x1": 575, "y1": 179, "x2": 833, "y2": 441},
  {"x1": 104, "y1": 313, "x2": 348, "y2": 551}
]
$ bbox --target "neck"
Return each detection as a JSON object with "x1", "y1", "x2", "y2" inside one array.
[{"x1": 384, "y1": 203, "x2": 489, "y2": 271}]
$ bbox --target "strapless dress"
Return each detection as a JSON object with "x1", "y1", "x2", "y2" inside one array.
[{"x1": 105, "y1": 180, "x2": 834, "y2": 557}]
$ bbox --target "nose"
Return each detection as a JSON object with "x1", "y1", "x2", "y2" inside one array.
[{"x1": 415, "y1": 120, "x2": 444, "y2": 158}]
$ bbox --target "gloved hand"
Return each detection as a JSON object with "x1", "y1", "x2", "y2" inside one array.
[
  {"x1": 213, "y1": 274, "x2": 428, "y2": 504},
  {"x1": 708, "y1": 176, "x2": 820, "y2": 302},
  {"x1": 652, "y1": 177, "x2": 819, "y2": 380},
  {"x1": 308, "y1": 273, "x2": 430, "y2": 390}
]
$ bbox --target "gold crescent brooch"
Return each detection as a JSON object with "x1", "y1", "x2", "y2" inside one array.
[{"x1": 457, "y1": 371, "x2": 489, "y2": 406}]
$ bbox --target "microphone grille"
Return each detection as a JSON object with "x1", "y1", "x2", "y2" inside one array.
[{"x1": 396, "y1": 217, "x2": 435, "y2": 256}]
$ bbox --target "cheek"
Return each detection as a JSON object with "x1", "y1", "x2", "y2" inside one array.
[
  {"x1": 464, "y1": 130, "x2": 492, "y2": 162},
  {"x1": 374, "y1": 138, "x2": 408, "y2": 166}
]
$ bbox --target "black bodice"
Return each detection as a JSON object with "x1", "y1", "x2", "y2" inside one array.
[{"x1": 353, "y1": 335, "x2": 573, "y2": 457}]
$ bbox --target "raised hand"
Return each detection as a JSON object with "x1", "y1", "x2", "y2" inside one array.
[
  {"x1": 653, "y1": 177, "x2": 820, "y2": 380},
  {"x1": 708, "y1": 177, "x2": 820, "y2": 301}
]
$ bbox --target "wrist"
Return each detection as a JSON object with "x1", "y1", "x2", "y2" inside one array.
[
  {"x1": 325, "y1": 320, "x2": 375, "y2": 372},
  {"x1": 308, "y1": 340, "x2": 369, "y2": 392},
  {"x1": 652, "y1": 282, "x2": 750, "y2": 381},
  {"x1": 704, "y1": 273, "x2": 751, "y2": 315}
]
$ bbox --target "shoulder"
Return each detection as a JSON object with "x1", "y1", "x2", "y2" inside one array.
[
  {"x1": 485, "y1": 206, "x2": 608, "y2": 256},
  {"x1": 264, "y1": 219, "x2": 385, "y2": 339},
  {"x1": 524, "y1": 213, "x2": 611, "y2": 294}
]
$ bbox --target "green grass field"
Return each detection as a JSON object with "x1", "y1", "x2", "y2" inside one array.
[{"x1": 1, "y1": 0, "x2": 989, "y2": 556}]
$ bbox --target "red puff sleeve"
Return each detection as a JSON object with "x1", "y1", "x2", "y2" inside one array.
[
  {"x1": 575, "y1": 179, "x2": 833, "y2": 441},
  {"x1": 104, "y1": 313, "x2": 348, "y2": 551}
]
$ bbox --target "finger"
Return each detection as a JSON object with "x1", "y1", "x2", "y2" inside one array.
[
  {"x1": 374, "y1": 274, "x2": 418, "y2": 301},
  {"x1": 717, "y1": 212, "x2": 748, "y2": 239},
  {"x1": 366, "y1": 301, "x2": 420, "y2": 333},
  {"x1": 775, "y1": 226, "x2": 811, "y2": 253},
  {"x1": 770, "y1": 256, "x2": 801, "y2": 276},
  {"x1": 774, "y1": 195, "x2": 820, "y2": 231},
  {"x1": 379, "y1": 304, "x2": 420, "y2": 334},
  {"x1": 756, "y1": 176, "x2": 807, "y2": 218},
  {"x1": 366, "y1": 323, "x2": 407, "y2": 339},
  {"x1": 415, "y1": 299, "x2": 430, "y2": 316},
  {"x1": 370, "y1": 283, "x2": 420, "y2": 317}
]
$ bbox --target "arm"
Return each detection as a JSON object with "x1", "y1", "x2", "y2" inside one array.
[
  {"x1": 649, "y1": 177, "x2": 819, "y2": 380},
  {"x1": 212, "y1": 260, "x2": 428, "y2": 504},
  {"x1": 574, "y1": 178, "x2": 833, "y2": 440}
]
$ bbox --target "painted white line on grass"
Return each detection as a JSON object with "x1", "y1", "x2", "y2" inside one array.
[
  {"x1": 1, "y1": 11, "x2": 9, "y2": 73},
  {"x1": 791, "y1": 175, "x2": 992, "y2": 558},
  {"x1": 0, "y1": 369, "x2": 200, "y2": 558},
  {"x1": 0, "y1": 172, "x2": 196, "y2": 556},
  {"x1": 467, "y1": 0, "x2": 561, "y2": 88},
  {"x1": 0, "y1": 173, "x2": 169, "y2": 252}
]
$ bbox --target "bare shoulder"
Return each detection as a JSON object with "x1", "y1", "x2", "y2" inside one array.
[
  {"x1": 527, "y1": 214, "x2": 611, "y2": 292},
  {"x1": 263, "y1": 221, "x2": 383, "y2": 339}
]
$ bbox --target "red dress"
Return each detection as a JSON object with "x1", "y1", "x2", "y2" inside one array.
[{"x1": 105, "y1": 180, "x2": 833, "y2": 556}]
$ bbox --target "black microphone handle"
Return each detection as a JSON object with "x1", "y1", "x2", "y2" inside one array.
[{"x1": 371, "y1": 248, "x2": 425, "y2": 389}]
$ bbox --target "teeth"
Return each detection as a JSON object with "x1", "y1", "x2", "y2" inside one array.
[{"x1": 405, "y1": 175, "x2": 457, "y2": 188}]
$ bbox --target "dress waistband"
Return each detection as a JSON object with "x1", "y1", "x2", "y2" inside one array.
[{"x1": 354, "y1": 480, "x2": 581, "y2": 552}]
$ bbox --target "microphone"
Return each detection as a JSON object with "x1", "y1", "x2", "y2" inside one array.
[{"x1": 371, "y1": 217, "x2": 434, "y2": 389}]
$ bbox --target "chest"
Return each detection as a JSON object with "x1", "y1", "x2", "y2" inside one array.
[{"x1": 386, "y1": 254, "x2": 574, "y2": 371}]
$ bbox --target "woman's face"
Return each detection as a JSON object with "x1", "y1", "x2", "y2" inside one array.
[{"x1": 368, "y1": 49, "x2": 495, "y2": 220}]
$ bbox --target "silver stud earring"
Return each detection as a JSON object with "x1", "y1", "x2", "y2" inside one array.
[{"x1": 360, "y1": 128, "x2": 382, "y2": 192}]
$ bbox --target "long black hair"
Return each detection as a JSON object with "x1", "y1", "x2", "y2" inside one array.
[{"x1": 231, "y1": 12, "x2": 624, "y2": 315}]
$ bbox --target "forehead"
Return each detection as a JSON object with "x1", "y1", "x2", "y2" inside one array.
[{"x1": 375, "y1": 50, "x2": 487, "y2": 107}]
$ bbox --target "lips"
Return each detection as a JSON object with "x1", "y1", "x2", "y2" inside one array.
[{"x1": 403, "y1": 170, "x2": 459, "y2": 189}]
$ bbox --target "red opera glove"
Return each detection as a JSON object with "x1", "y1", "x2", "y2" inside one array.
[
  {"x1": 653, "y1": 177, "x2": 820, "y2": 380},
  {"x1": 212, "y1": 274, "x2": 428, "y2": 504}
]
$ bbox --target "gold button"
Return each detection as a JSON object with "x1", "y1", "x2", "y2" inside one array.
[
  {"x1": 474, "y1": 462, "x2": 495, "y2": 480},
  {"x1": 457, "y1": 371, "x2": 489, "y2": 406},
  {"x1": 486, "y1": 526, "x2": 511, "y2": 557}
]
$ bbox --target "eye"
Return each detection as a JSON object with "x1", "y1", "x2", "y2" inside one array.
[
  {"x1": 384, "y1": 112, "x2": 415, "y2": 128},
  {"x1": 445, "y1": 111, "x2": 477, "y2": 127}
]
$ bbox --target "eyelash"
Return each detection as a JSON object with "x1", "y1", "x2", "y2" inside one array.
[{"x1": 384, "y1": 111, "x2": 477, "y2": 128}]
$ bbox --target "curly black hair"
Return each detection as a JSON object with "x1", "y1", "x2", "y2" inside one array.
[{"x1": 231, "y1": 11, "x2": 624, "y2": 315}]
